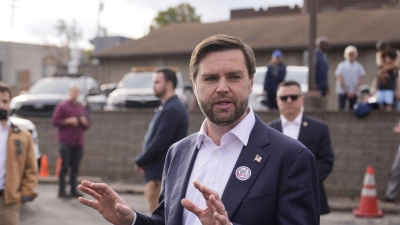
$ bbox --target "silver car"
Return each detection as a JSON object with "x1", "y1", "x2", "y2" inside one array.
[{"x1": 105, "y1": 71, "x2": 190, "y2": 110}]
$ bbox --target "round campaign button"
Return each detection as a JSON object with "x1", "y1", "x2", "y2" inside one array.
[{"x1": 235, "y1": 166, "x2": 251, "y2": 181}]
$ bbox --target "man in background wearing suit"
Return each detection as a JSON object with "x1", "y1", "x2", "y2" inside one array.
[
  {"x1": 268, "y1": 80, "x2": 335, "y2": 215},
  {"x1": 78, "y1": 34, "x2": 320, "y2": 225},
  {"x1": 134, "y1": 67, "x2": 189, "y2": 213}
]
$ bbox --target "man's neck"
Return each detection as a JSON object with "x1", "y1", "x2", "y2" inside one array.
[
  {"x1": 283, "y1": 112, "x2": 301, "y2": 122},
  {"x1": 206, "y1": 108, "x2": 249, "y2": 146},
  {"x1": 0, "y1": 120, "x2": 7, "y2": 128},
  {"x1": 160, "y1": 92, "x2": 175, "y2": 104}
]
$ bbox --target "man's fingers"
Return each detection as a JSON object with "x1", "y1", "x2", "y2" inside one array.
[
  {"x1": 181, "y1": 198, "x2": 203, "y2": 217},
  {"x1": 115, "y1": 203, "x2": 135, "y2": 218},
  {"x1": 214, "y1": 212, "x2": 230, "y2": 225},
  {"x1": 210, "y1": 194, "x2": 227, "y2": 215},
  {"x1": 78, "y1": 197, "x2": 98, "y2": 210},
  {"x1": 193, "y1": 181, "x2": 221, "y2": 201},
  {"x1": 78, "y1": 184, "x2": 101, "y2": 200}
]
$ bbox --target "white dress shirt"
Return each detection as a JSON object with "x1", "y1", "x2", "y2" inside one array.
[
  {"x1": 280, "y1": 112, "x2": 303, "y2": 140},
  {"x1": 182, "y1": 108, "x2": 255, "y2": 225},
  {"x1": 0, "y1": 120, "x2": 11, "y2": 190},
  {"x1": 132, "y1": 108, "x2": 255, "y2": 225}
]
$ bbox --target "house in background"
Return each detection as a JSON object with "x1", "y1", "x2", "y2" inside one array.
[
  {"x1": 90, "y1": 36, "x2": 132, "y2": 54},
  {"x1": 0, "y1": 42, "x2": 65, "y2": 94},
  {"x1": 92, "y1": 3, "x2": 400, "y2": 110}
]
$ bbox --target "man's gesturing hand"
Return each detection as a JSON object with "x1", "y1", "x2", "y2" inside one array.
[
  {"x1": 181, "y1": 181, "x2": 231, "y2": 225},
  {"x1": 78, "y1": 180, "x2": 135, "y2": 225}
]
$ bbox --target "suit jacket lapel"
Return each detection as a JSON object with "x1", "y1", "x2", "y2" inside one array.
[
  {"x1": 221, "y1": 116, "x2": 270, "y2": 219},
  {"x1": 298, "y1": 115, "x2": 308, "y2": 143},
  {"x1": 168, "y1": 137, "x2": 199, "y2": 225}
]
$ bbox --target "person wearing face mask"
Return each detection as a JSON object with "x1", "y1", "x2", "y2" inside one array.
[{"x1": 0, "y1": 82, "x2": 38, "y2": 225}]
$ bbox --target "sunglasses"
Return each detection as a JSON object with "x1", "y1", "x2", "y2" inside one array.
[{"x1": 279, "y1": 95, "x2": 300, "y2": 102}]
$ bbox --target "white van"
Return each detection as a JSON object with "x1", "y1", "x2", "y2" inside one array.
[{"x1": 249, "y1": 66, "x2": 309, "y2": 111}]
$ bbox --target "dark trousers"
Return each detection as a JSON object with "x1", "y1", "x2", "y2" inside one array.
[
  {"x1": 338, "y1": 94, "x2": 357, "y2": 110},
  {"x1": 266, "y1": 93, "x2": 278, "y2": 109},
  {"x1": 59, "y1": 143, "x2": 83, "y2": 193}
]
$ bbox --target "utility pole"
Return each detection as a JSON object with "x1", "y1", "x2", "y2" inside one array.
[
  {"x1": 308, "y1": 0, "x2": 317, "y2": 90},
  {"x1": 97, "y1": 0, "x2": 104, "y2": 36}
]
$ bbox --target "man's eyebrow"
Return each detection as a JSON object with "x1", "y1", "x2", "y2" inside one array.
[
  {"x1": 226, "y1": 70, "x2": 244, "y2": 75},
  {"x1": 199, "y1": 72, "x2": 218, "y2": 77}
]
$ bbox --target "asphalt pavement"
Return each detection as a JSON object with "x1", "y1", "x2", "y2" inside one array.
[{"x1": 19, "y1": 180, "x2": 400, "y2": 225}]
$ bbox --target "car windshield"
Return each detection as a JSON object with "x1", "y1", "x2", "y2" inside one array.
[
  {"x1": 286, "y1": 71, "x2": 308, "y2": 85},
  {"x1": 120, "y1": 72, "x2": 154, "y2": 89},
  {"x1": 29, "y1": 78, "x2": 86, "y2": 94}
]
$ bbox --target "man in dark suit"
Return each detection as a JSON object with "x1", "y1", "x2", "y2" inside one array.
[
  {"x1": 134, "y1": 67, "x2": 189, "y2": 213},
  {"x1": 268, "y1": 80, "x2": 335, "y2": 215},
  {"x1": 78, "y1": 34, "x2": 320, "y2": 225}
]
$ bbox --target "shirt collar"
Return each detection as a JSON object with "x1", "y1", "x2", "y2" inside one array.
[
  {"x1": 280, "y1": 112, "x2": 303, "y2": 126},
  {"x1": 196, "y1": 107, "x2": 256, "y2": 149},
  {"x1": 0, "y1": 119, "x2": 11, "y2": 131}
]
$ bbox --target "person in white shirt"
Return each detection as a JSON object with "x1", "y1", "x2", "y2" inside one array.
[
  {"x1": 77, "y1": 34, "x2": 320, "y2": 225},
  {"x1": 334, "y1": 45, "x2": 366, "y2": 110},
  {"x1": 268, "y1": 80, "x2": 335, "y2": 215}
]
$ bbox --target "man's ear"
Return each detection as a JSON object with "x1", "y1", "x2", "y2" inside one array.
[{"x1": 249, "y1": 77, "x2": 254, "y2": 95}]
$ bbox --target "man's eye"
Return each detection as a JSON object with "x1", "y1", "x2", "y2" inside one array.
[
  {"x1": 230, "y1": 76, "x2": 240, "y2": 80},
  {"x1": 204, "y1": 77, "x2": 217, "y2": 81}
]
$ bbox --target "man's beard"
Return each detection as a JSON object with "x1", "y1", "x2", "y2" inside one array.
[
  {"x1": 197, "y1": 94, "x2": 248, "y2": 126},
  {"x1": 154, "y1": 86, "x2": 167, "y2": 98}
]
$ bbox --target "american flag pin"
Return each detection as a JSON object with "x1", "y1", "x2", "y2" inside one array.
[{"x1": 254, "y1": 154, "x2": 262, "y2": 163}]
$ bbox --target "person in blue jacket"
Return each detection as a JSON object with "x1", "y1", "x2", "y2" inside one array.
[
  {"x1": 263, "y1": 50, "x2": 286, "y2": 109},
  {"x1": 315, "y1": 37, "x2": 330, "y2": 96}
]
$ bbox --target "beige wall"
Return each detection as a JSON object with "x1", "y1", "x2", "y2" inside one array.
[{"x1": 0, "y1": 42, "x2": 59, "y2": 93}]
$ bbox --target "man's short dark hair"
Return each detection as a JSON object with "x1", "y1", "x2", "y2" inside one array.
[
  {"x1": 190, "y1": 34, "x2": 256, "y2": 82},
  {"x1": 278, "y1": 80, "x2": 302, "y2": 91},
  {"x1": 155, "y1": 67, "x2": 178, "y2": 90},
  {"x1": 376, "y1": 40, "x2": 390, "y2": 51},
  {"x1": 0, "y1": 82, "x2": 12, "y2": 98}
]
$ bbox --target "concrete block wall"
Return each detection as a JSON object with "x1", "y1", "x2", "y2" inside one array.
[{"x1": 31, "y1": 110, "x2": 400, "y2": 198}]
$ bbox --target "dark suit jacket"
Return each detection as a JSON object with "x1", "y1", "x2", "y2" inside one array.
[
  {"x1": 268, "y1": 115, "x2": 335, "y2": 214},
  {"x1": 135, "y1": 95, "x2": 188, "y2": 181},
  {"x1": 135, "y1": 115, "x2": 320, "y2": 225}
]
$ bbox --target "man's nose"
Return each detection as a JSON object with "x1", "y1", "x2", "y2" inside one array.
[{"x1": 216, "y1": 79, "x2": 229, "y2": 93}]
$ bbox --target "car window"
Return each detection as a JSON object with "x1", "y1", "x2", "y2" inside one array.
[
  {"x1": 119, "y1": 72, "x2": 154, "y2": 89},
  {"x1": 285, "y1": 71, "x2": 308, "y2": 85},
  {"x1": 28, "y1": 77, "x2": 98, "y2": 94},
  {"x1": 254, "y1": 71, "x2": 266, "y2": 85}
]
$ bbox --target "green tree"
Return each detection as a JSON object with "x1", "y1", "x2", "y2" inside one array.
[{"x1": 150, "y1": 3, "x2": 201, "y2": 31}]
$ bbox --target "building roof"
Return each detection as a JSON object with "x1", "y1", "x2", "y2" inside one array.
[{"x1": 94, "y1": 7, "x2": 400, "y2": 58}]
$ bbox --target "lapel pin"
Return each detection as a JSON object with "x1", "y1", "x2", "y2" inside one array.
[
  {"x1": 236, "y1": 166, "x2": 251, "y2": 181},
  {"x1": 254, "y1": 154, "x2": 262, "y2": 163},
  {"x1": 303, "y1": 121, "x2": 308, "y2": 127}
]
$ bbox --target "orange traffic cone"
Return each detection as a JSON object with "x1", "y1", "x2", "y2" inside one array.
[
  {"x1": 39, "y1": 154, "x2": 50, "y2": 177},
  {"x1": 55, "y1": 157, "x2": 62, "y2": 177},
  {"x1": 353, "y1": 166, "x2": 383, "y2": 217}
]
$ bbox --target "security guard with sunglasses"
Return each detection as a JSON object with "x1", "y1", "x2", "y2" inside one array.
[
  {"x1": 268, "y1": 80, "x2": 335, "y2": 215},
  {"x1": 0, "y1": 82, "x2": 38, "y2": 225}
]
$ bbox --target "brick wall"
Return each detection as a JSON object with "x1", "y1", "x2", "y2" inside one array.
[{"x1": 31, "y1": 110, "x2": 400, "y2": 198}]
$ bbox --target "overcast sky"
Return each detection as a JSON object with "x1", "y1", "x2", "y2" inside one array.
[{"x1": 0, "y1": 0, "x2": 303, "y2": 49}]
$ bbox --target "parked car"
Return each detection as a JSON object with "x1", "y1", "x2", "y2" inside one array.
[
  {"x1": 9, "y1": 116, "x2": 41, "y2": 168},
  {"x1": 249, "y1": 66, "x2": 309, "y2": 111},
  {"x1": 105, "y1": 71, "x2": 191, "y2": 110},
  {"x1": 10, "y1": 74, "x2": 107, "y2": 117}
]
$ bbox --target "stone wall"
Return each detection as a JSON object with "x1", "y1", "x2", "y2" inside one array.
[{"x1": 31, "y1": 110, "x2": 400, "y2": 198}]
